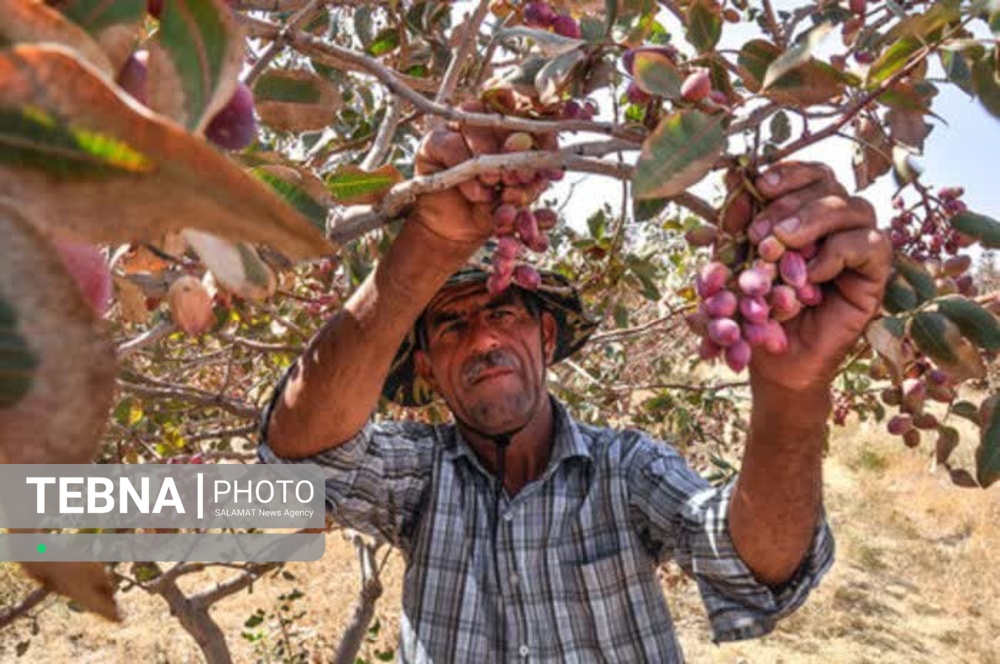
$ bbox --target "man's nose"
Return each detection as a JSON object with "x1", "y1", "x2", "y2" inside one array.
[{"x1": 465, "y1": 314, "x2": 503, "y2": 352}]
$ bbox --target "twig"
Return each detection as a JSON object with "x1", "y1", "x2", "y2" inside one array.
[
  {"x1": 117, "y1": 381, "x2": 260, "y2": 420},
  {"x1": 761, "y1": 0, "x2": 786, "y2": 49},
  {"x1": 192, "y1": 562, "x2": 282, "y2": 606},
  {"x1": 0, "y1": 588, "x2": 50, "y2": 630},
  {"x1": 218, "y1": 333, "x2": 304, "y2": 354},
  {"x1": 328, "y1": 147, "x2": 637, "y2": 243},
  {"x1": 242, "y1": 0, "x2": 323, "y2": 87},
  {"x1": 673, "y1": 192, "x2": 719, "y2": 226},
  {"x1": 243, "y1": 16, "x2": 646, "y2": 142},
  {"x1": 116, "y1": 320, "x2": 176, "y2": 360},
  {"x1": 611, "y1": 380, "x2": 748, "y2": 393},
  {"x1": 433, "y1": 0, "x2": 491, "y2": 109},
  {"x1": 729, "y1": 102, "x2": 780, "y2": 136},
  {"x1": 590, "y1": 312, "x2": 679, "y2": 344},
  {"x1": 360, "y1": 99, "x2": 403, "y2": 170}
]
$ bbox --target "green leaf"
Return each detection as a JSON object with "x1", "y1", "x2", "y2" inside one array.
[
  {"x1": 0, "y1": 106, "x2": 154, "y2": 178},
  {"x1": 254, "y1": 74, "x2": 322, "y2": 104},
  {"x1": 951, "y1": 400, "x2": 980, "y2": 423},
  {"x1": 367, "y1": 27, "x2": 400, "y2": 56},
  {"x1": 631, "y1": 50, "x2": 683, "y2": 98},
  {"x1": 908, "y1": 311, "x2": 986, "y2": 381},
  {"x1": 737, "y1": 39, "x2": 779, "y2": 92},
  {"x1": 894, "y1": 255, "x2": 937, "y2": 302},
  {"x1": 867, "y1": 34, "x2": 923, "y2": 86},
  {"x1": 769, "y1": 110, "x2": 791, "y2": 144},
  {"x1": 55, "y1": 0, "x2": 145, "y2": 34},
  {"x1": 972, "y1": 49, "x2": 1000, "y2": 120},
  {"x1": 633, "y1": 196, "x2": 669, "y2": 222},
  {"x1": 951, "y1": 210, "x2": 1000, "y2": 248},
  {"x1": 935, "y1": 426, "x2": 960, "y2": 465},
  {"x1": 940, "y1": 48, "x2": 975, "y2": 96},
  {"x1": 976, "y1": 395, "x2": 1000, "y2": 487},
  {"x1": 152, "y1": 0, "x2": 244, "y2": 132},
  {"x1": 909, "y1": 312, "x2": 958, "y2": 364},
  {"x1": 685, "y1": 0, "x2": 722, "y2": 52},
  {"x1": 937, "y1": 295, "x2": 1000, "y2": 350},
  {"x1": 762, "y1": 23, "x2": 833, "y2": 91},
  {"x1": 325, "y1": 165, "x2": 402, "y2": 205},
  {"x1": 251, "y1": 169, "x2": 327, "y2": 231},
  {"x1": 883, "y1": 273, "x2": 919, "y2": 312},
  {"x1": 633, "y1": 110, "x2": 727, "y2": 200},
  {"x1": 627, "y1": 257, "x2": 661, "y2": 301}
]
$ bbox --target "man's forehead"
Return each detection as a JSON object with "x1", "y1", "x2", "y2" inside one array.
[{"x1": 425, "y1": 283, "x2": 522, "y2": 318}]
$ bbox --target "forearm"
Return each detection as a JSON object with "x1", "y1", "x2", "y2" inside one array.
[
  {"x1": 266, "y1": 220, "x2": 477, "y2": 457},
  {"x1": 728, "y1": 378, "x2": 831, "y2": 586}
]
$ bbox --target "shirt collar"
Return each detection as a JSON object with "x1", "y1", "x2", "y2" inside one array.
[{"x1": 441, "y1": 396, "x2": 592, "y2": 470}]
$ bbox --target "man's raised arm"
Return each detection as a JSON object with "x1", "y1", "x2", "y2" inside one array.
[{"x1": 265, "y1": 120, "x2": 550, "y2": 458}]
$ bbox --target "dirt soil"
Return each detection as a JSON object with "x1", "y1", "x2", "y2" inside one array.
[{"x1": 1, "y1": 415, "x2": 998, "y2": 664}]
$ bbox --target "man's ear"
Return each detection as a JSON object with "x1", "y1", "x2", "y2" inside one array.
[
  {"x1": 541, "y1": 311, "x2": 557, "y2": 364},
  {"x1": 413, "y1": 349, "x2": 437, "y2": 391}
]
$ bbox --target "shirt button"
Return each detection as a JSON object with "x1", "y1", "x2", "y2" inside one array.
[
  {"x1": 510, "y1": 573, "x2": 519, "y2": 587},
  {"x1": 503, "y1": 512, "x2": 514, "y2": 522},
  {"x1": 519, "y1": 645, "x2": 530, "y2": 657}
]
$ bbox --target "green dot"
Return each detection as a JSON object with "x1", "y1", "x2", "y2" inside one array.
[{"x1": 36, "y1": 544, "x2": 46, "y2": 554}]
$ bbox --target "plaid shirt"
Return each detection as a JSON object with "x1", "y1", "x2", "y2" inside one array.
[{"x1": 259, "y1": 399, "x2": 834, "y2": 663}]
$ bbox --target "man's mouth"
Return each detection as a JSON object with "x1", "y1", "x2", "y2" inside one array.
[{"x1": 469, "y1": 366, "x2": 516, "y2": 385}]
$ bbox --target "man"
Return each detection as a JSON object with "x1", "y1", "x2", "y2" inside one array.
[{"x1": 258, "y1": 120, "x2": 893, "y2": 662}]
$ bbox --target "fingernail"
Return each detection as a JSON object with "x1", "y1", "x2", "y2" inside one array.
[
  {"x1": 763, "y1": 170, "x2": 781, "y2": 187},
  {"x1": 776, "y1": 216, "x2": 800, "y2": 234}
]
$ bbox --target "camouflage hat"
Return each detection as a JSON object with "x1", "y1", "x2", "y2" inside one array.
[{"x1": 382, "y1": 266, "x2": 600, "y2": 407}]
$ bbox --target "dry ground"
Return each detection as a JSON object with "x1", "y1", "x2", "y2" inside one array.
[{"x1": 1, "y1": 415, "x2": 998, "y2": 663}]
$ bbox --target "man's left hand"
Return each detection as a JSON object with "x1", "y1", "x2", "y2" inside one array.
[{"x1": 742, "y1": 161, "x2": 893, "y2": 393}]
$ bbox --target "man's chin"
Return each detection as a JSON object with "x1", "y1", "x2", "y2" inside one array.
[{"x1": 458, "y1": 395, "x2": 535, "y2": 436}]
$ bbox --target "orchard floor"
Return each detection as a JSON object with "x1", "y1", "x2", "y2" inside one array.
[{"x1": 2, "y1": 416, "x2": 999, "y2": 664}]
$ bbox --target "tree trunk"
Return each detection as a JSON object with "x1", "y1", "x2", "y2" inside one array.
[
  {"x1": 331, "y1": 536, "x2": 385, "y2": 664},
  {"x1": 158, "y1": 580, "x2": 233, "y2": 664}
]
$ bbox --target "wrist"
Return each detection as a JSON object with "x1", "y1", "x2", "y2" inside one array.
[{"x1": 750, "y1": 376, "x2": 832, "y2": 436}]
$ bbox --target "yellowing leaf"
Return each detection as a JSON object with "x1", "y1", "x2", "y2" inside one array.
[
  {"x1": 633, "y1": 110, "x2": 727, "y2": 200},
  {"x1": 148, "y1": 0, "x2": 246, "y2": 132},
  {"x1": 254, "y1": 69, "x2": 343, "y2": 133},
  {"x1": 326, "y1": 164, "x2": 404, "y2": 205},
  {"x1": 0, "y1": 45, "x2": 332, "y2": 260}
]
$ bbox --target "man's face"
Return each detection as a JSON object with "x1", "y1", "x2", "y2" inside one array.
[{"x1": 414, "y1": 284, "x2": 556, "y2": 435}]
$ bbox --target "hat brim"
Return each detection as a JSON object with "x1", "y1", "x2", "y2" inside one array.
[{"x1": 382, "y1": 268, "x2": 599, "y2": 407}]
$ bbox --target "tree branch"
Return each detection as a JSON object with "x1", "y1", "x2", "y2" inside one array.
[
  {"x1": 117, "y1": 381, "x2": 260, "y2": 420},
  {"x1": 116, "y1": 320, "x2": 176, "y2": 360},
  {"x1": 433, "y1": 0, "x2": 491, "y2": 108},
  {"x1": 328, "y1": 146, "x2": 637, "y2": 243},
  {"x1": 360, "y1": 98, "x2": 403, "y2": 171},
  {"x1": 0, "y1": 588, "x2": 50, "y2": 630},
  {"x1": 242, "y1": 0, "x2": 323, "y2": 87},
  {"x1": 242, "y1": 16, "x2": 646, "y2": 142}
]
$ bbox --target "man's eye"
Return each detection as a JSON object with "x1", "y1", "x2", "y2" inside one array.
[
  {"x1": 441, "y1": 320, "x2": 466, "y2": 336},
  {"x1": 490, "y1": 308, "x2": 515, "y2": 320}
]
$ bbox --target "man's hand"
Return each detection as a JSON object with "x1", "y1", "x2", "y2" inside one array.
[
  {"x1": 742, "y1": 161, "x2": 893, "y2": 393},
  {"x1": 411, "y1": 101, "x2": 556, "y2": 248}
]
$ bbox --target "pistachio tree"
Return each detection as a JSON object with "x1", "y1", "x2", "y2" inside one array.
[{"x1": 1, "y1": 0, "x2": 999, "y2": 660}]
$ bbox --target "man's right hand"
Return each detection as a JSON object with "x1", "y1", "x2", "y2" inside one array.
[{"x1": 411, "y1": 102, "x2": 556, "y2": 248}]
